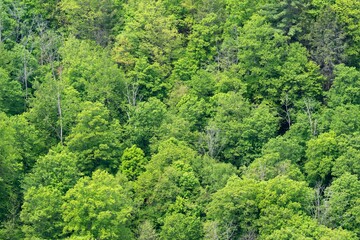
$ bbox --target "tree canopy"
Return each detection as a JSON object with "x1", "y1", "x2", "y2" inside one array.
[{"x1": 0, "y1": 0, "x2": 359, "y2": 239}]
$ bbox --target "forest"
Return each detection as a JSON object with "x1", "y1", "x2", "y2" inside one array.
[{"x1": 0, "y1": 0, "x2": 360, "y2": 239}]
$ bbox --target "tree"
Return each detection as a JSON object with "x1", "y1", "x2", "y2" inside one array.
[
  {"x1": 0, "y1": 67, "x2": 23, "y2": 115},
  {"x1": 119, "y1": 145, "x2": 147, "y2": 181},
  {"x1": 124, "y1": 98, "x2": 167, "y2": 153},
  {"x1": 305, "y1": 131, "x2": 339, "y2": 185},
  {"x1": 134, "y1": 138, "x2": 201, "y2": 225},
  {"x1": 175, "y1": 93, "x2": 209, "y2": 131},
  {"x1": 59, "y1": 37, "x2": 125, "y2": 116},
  {"x1": 306, "y1": 7, "x2": 346, "y2": 87},
  {"x1": 329, "y1": 104, "x2": 360, "y2": 135},
  {"x1": 238, "y1": 103, "x2": 279, "y2": 163},
  {"x1": 206, "y1": 91, "x2": 250, "y2": 163},
  {"x1": 20, "y1": 186, "x2": 63, "y2": 239},
  {"x1": 334, "y1": 148, "x2": 360, "y2": 177},
  {"x1": 208, "y1": 93, "x2": 279, "y2": 165},
  {"x1": 246, "y1": 154, "x2": 304, "y2": 181},
  {"x1": 259, "y1": 0, "x2": 310, "y2": 39},
  {"x1": 9, "y1": 114, "x2": 46, "y2": 172},
  {"x1": 262, "y1": 136, "x2": 305, "y2": 164},
  {"x1": 196, "y1": 155, "x2": 237, "y2": 194},
  {"x1": 235, "y1": 14, "x2": 323, "y2": 103},
  {"x1": 160, "y1": 213, "x2": 203, "y2": 240},
  {"x1": 325, "y1": 172, "x2": 360, "y2": 236},
  {"x1": 11, "y1": 42, "x2": 39, "y2": 101},
  {"x1": 187, "y1": 69, "x2": 216, "y2": 98},
  {"x1": 22, "y1": 145, "x2": 80, "y2": 193},
  {"x1": 0, "y1": 0, "x2": 17, "y2": 43},
  {"x1": 206, "y1": 176, "x2": 260, "y2": 238},
  {"x1": 138, "y1": 220, "x2": 157, "y2": 240},
  {"x1": 264, "y1": 214, "x2": 357, "y2": 240},
  {"x1": 256, "y1": 176, "x2": 314, "y2": 236},
  {"x1": 327, "y1": 64, "x2": 360, "y2": 107},
  {"x1": 333, "y1": 0, "x2": 360, "y2": 66},
  {"x1": 59, "y1": 0, "x2": 123, "y2": 45},
  {"x1": 112, "y1": 0, "x2": 181, "y2": 99},
  {"x1": 27, "y1": 72, "x2": 81, "y2": 146},
  {"x1": 0, "y1": 113, "x2": 22, "y2": 223},
  {"x1": 65, "y1": 101, "x2": 123, "y2": 175},
  {"x1": 171, "y1": 12, "x2": 223, "y2": 81},
  {"x1": 62, "y1": 170, "x2": 133, "y2": 239}
]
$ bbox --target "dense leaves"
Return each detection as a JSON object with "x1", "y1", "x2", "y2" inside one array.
[{"x1": 0, "y1": 0, "x2": 360, "y2": 238}]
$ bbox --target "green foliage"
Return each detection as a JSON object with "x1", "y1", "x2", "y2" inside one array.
[
  {"x1": 259, "y1": 0, "x2": 310, "y2": 38},
  {"x1": 0, "y1": 0, "x2": 17, "y2": 43},
  {"x1": 59, "y1": 0, "x2": 123, "y2": 45},
  {"x1": 183, "y1": 12, "x2": 222, "y2": 67},
  {"x1": 175, "y1": 93, "x2": 209, "y2": 130},
  {"x1": 0, "y1": 113, "x2": 22, "y2": 222},
  {"x1": 21, "y1": 186, "x2": 63, "y2": 239},
  {"x1": 333, "y1": 148, "x2": 360, "y2": 177},
  {"x1": 62, "y1": 170, "x2": 133, "y2": 239},
  {"x1": 196, "y1": 155, "x2": 237, "y2": 194},
  {"x1": 113, "y1": 0, "x2": 181, "y2": 99},
  {"x1": 65, "y1": 101, "x2": 122, "y2": 175},
  {"x1": 333, "y1": 0, "x2": 360, "y2": 66},
  {"x1": 23, "y1": 146, "x2": 80, "y2": 193},
  {"x1": 262, "y1": 136, "x2": 305, "y2": 164},
  {"x1": 138, "y1": 220, "x2": 157, "y2": 240},
  {"x1": 8, "y1": 43, "x2": 39, "y2": 95},
  {"x1": 134, "y1": 139, "x2": 201, "y2": 224},
  {"x1": 20, "y1": 0, "x2": 61, "y2": 28},
  {"x1": 119, "y1": 145, "x2": 147, "y2": 181},
  {"x1": 327, "y1": 64, "x2": 360, "y2": 106},
  {"x1": 264, "y1": 214, "x2": 357, "y2": 240},
  {"x1": 246, "y1": 154, "x2": 304, "y2": 181},
  {"x1": 125, "y1": 98, "x2": 167, "y2": 153},
  {"x1": 256, "y1": 177, "x2": 314, "y2": 236},
  {"x1": 329, "y1": 105, "x2": 360, "y2": 135},
  {"x1": 207, "y1": 176, "x2": 260, "y2": 237},
  {"x1": 160, "y1": 213, "x2": 203, "y2": 240},
  {"x1": 325, "y1": 172, "x2": 360, "y2": 235},
  {"x1": 0, "y1": 67, "x2": 23, "y2": 114},
  {"x1": 258, "y1": 176, "x2": 313, "y2": 215},
  {"x1": 209, "y1": 94, "x2": 279, "y2": 165},
  {"x1": 305, "y1": 131, "x2": 339, "y2": 185},
  {"x1": 231, "y1": 14, "x2": 323, "y2": 102},
  {"x1": 60, "y1": 37, "x2": 124, "y2": 115},
  {"x1": 306, "y1": 6, "x2": 345, "y2": 84},
  {"x1": 2, "y1": 0, "x2": 360, "y2": 238},
  {"x1": 27, "y1": 72, "x2": 81, "y2": 146},
  {"x1": 9, "y1": 114, "x2": 46, "y2": 172}
]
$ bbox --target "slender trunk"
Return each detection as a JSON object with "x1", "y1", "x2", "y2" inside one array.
[
  {"x1": 57, "y1": 90, "x2": 63, "y2": 144},
  {"x1": 52, "y1": 62, "x2": 63, "y2": 144},
  {"x1": 56, "y1": 67, "x2": 63, "y2": 145},
  {"x1": 304, "y1": 98, "x2": 317, "y2": 136},
  {"x1": 23, "y1": 46, "x2": 28, "y2": 101}
]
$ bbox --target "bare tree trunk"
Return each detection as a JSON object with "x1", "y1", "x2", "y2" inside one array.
[
  {"x1": 125, "y1": 81, "x2": 140, "y2": 107},
  {"x1": 304, "y1": 98, "x2": 317, "y2": 136},
  {"x1": 205, "y1": 126, "x2": 222, "y2": 158},
  {"x1": 56, "y1": 66, "x2": 63, "y2": 144},
  {"x1": 124, "y1": 81, "x2": 142, "y2": 121},
  {"x1": 313, "y1": 182, "x2": 325, "y2": 224},
  {"x1": 57, "y1": 90, "x2": 63, "y2": 144}
]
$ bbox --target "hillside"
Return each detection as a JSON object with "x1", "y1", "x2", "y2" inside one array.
[{"x1": 0, "y1": 0, "x2": 360, "y2": 239}]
